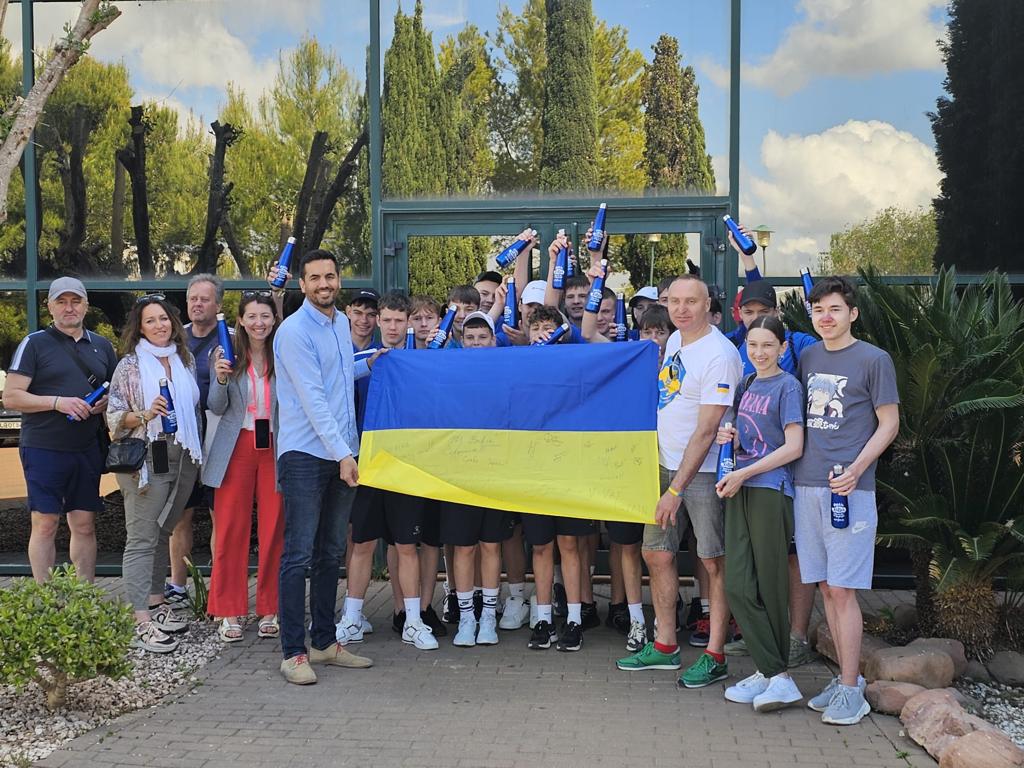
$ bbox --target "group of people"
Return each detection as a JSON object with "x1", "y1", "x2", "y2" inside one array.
[{"x1": 4, "y1": 220, "x2": 899, "y2": 728}]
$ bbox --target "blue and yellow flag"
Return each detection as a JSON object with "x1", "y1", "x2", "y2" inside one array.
[{"x1": 359, "y1": 343, "x2": 659, "y2": 524}]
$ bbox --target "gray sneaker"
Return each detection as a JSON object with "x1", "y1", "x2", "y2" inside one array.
[
  {"x1": 787, "y1": 635, "x2": 816, "y2": 667},
  {"x1": 808, "y1": 675, "x2": 865, "y2": 712},
  {"x1": 724, "y1": 637, "x2": 749, "y2": 656},
  {"x1": 821, "y1": 684, "x2": 871, "y2": 725}
]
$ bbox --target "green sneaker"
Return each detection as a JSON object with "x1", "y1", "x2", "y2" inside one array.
[
  {"x1": 678, "y1": 652, "x2": 729, "y2": 688},
  {"x1": 616, "y1": 641, "x2": 681, "y2": 671},
  {"x1": 724, "y1": 637, "x2": 748, "y2": 656},
  {"x1": 787, "y1": 636, "x2": 817, "y2": 668}
]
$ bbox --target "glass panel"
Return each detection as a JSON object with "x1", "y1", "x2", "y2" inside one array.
[
  {"x1": 379, "y1": 0, "x2": 730, "y2": 200},
  {"x1": 737, "y1": 0, "x2": 945, "y2": 277},
  {"x1": 1, "y1": 0, "x2": 372, "y2": 281},
  {"x1": 0, "y1": 292, "x2": 29, "y2": 370}
]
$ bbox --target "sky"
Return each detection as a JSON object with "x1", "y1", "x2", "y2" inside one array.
[{"x1": 1, "y1": 0, "x2": 949, "y2": 276}]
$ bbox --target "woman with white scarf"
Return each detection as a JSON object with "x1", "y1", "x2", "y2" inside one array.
[{"x1": 107, "y1": 294, "x2": 203, "y2": 653}]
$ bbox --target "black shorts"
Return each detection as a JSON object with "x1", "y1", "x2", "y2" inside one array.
[
  {"x1": 440, "y1": 502, "x2": 515, "y2": 546},
  {"x1": 420, "y1": 498, "x2": 442, "y2": 547},
  {"x1": 185, "y1": 478, "x2": 212, "y2": 510},
  {"x1": 606, "y1": 521, "x2": 644, "y2": 546},
  {"x1": 351, "y1": 487, "x2": 431, "y2": 546},
  {"x1": 520, "y1": 513, "x2": 596, "y2": 546}
]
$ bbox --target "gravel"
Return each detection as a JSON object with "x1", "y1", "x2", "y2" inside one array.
[
  {"x1": 0, "y1": 616, "x2": 223, "y2": 767},
  {"x1": 956, "y1": 678, "x2": 1024, "y2": 747}
]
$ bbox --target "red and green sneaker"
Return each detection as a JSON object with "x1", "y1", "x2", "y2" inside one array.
[
  {"x1": 678, "y1": 652, "x2": 729, "y2": 688},
  {"x1": 616, "y1": 641, "x2": 681, "y2": 671}
]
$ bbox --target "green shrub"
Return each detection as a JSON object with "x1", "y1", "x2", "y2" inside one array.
[{"x1": 0, "y1": 566, "x2": 134, "y2": 709}]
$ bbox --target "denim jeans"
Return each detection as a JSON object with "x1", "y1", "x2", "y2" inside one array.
[{"x1": 277, "y1": 451, "x2": 354, "y2": 659}]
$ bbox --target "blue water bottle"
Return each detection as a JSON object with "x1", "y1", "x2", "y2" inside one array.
[
  {"x1": 585, "y1": 259, "x2": 608, "y2": 313},
  {"x1": 216, "y1": 313, "x2": 235, "y2": 366},
  {"x1": 271, "y1": 237, "x2": 295, "y2": 289},
  {"x1": 68, "y1": 381, "x2": 110, "y2": 422},
  {"x1": 158, "y1": 377, "x2": 178, "y2": 434},
  {"x1": 587, "y1": 203, "x2": 607, "y2": 251},
  {"x1": 553, "y1": 230, "x2": 568, "y2": 290},
  {"x1": 495, "y1": 230, "x2": 536, "y2": 268},
  {"x1": 614, "y1": 293, "x2": 627, "y2": 342},
  {"x1": 716, "y1": 422, "x2": 735, "y2": 482},
  {"x1": 830, "y1": 464, "x2": 849, "y2": 529},
  {"x1": 800, "y1": 267, "x2": 814, "y2": 318},
  {"x1": 566, "y1": 246, "x2": 576, "y2": 278},
  {"x1": 504, "y1": 277, "x2": 518, "y2": 330},
  {"x1": 405, "y1": 327, "x2": 416, "y2": 349},
  {"x1": 723, "y1": 215, "x2": 757, "y2": 256},
  {"x1": 428, "y1": 304, "x2": 458, "y2": 349},
  {"x1": 536, "y1": 322, "x2": 570, "y2": 346}
]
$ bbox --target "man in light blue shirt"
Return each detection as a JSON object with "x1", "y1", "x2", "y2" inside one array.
[{"x1": 273, "y1": 249, "x2": 383, "y2": 685}]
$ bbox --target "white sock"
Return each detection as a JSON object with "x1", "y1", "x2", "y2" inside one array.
[
  {"x1": 473, "y1": 585, "x2": 482, "y2": 594},
  {"x1": 700, "y1": 598, "x2": 710, "y2": 615},
  {"x1": 567, "y1": 603, "x2": 582, "y2": 625},
  {"x1": 509, "y1": 582, "x2": 526, "y2": 600},
  {"x1": 168, "y1": 583, "x2": 186, "y2": 593},
  {"x1": 457, "y1": 590, "x2": 474, "y2": 617},
  {"x1": 628, "y1": 603, "x2": 644, "y2": 623},
  {"x1": 553, "y1": 565, "x2": 563, "y2": 585},
  {"x1": 482, "y1": 587, "x2": 499, "y2": 619},
  {"x1": 344, "y1": 597, "x2": 363, "y2": 623},
  {"x1": 404, "y1": 597, "x2": 420, "y2": 624},
  {"x1": 537, "y1": 604, "x2": 552, "y2": 623}
]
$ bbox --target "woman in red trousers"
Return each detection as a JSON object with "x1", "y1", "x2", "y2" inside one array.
[{"x1": 204, "y1": 292, "x2": 283, "y2": 642}]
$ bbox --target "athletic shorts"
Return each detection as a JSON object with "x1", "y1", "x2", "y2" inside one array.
[
  {"x1": 20, "y1": 444, "x2": 104, "y2": 515},
  {"x1": 642, "y1": 468, "x2": 725, "y2": 558},
  {"x1": 351, "y1": 486, "x2": 432, "y2": 546},
  {"x1": 420, "y1": 498, "x2": 441, "y2": 547},
  {"x1": 440, "y1": 502, "x2": 515, "y2": 546},
  {"x1": 606, "y1": 521, "x2": 644, "y2": 546},
  {"x1": 520, "y1": 513, "x2": 596, "y2": 546},
  {"x1": 793, "y1": 486, "x2": 877, "y2": 590}
]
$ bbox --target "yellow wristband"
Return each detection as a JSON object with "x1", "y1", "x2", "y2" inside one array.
[{"x1": 666, "y1": 485, "x2": 681, "y2": 497}]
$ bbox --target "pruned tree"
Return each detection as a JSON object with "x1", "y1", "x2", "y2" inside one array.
[
  {"x1": 193, "y1": 120, "x2": 243, "y2": 275},
  {"x1": 115, "y1": 105, "x2": 153, "y2": 275},
  {"x1": 0, "y1": 0, "x2": 121, "y2": 224}
]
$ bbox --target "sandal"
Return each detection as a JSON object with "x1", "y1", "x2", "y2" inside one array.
[
  {"x1": 258, "y1": 615, "x2": 279, "y2": 638},
  {"x1": 218, "y1": 618, "x2": 244, "y2": 643}
]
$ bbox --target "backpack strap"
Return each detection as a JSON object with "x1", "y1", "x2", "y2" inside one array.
[{"x1": 44, "y1": 326, "x2": 100, "y2": 388}]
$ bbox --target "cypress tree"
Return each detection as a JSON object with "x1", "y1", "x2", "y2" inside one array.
[
  {"x1": 932, "y1": 0, "x2": 1024, "y2": 271},
  {"x1": 538, "y1": 0, "x2": 597, "y2": 192}
]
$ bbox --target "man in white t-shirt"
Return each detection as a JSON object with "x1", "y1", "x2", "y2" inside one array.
[{"x1": 616, "y1": 276, "x2": 742, "y2": 690}]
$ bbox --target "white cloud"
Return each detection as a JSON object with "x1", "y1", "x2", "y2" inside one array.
[
  {"x1": 741, "y1": 119, "x2": 940, "y2": 275},
  {"x1": 701, "y1": 0, "x2": 945, "y2": 95}
]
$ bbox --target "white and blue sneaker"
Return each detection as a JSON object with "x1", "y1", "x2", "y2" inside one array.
[
  {"x1": 476, "y1": 614, "x2": 499, "y2": 645},
  {"x1": 808, "y1": 675, "x2": 864, "y2": 712},
  {"x1": 453, "y1": 615, "x2": 477, "y2": 647},
  {"x1": 822, "y1": 683, "x2": 871, "y2": 725},
  {"x1": 724, "y1": 671, "x2": 769, "y2": 704},
  {"x1": 335, "y1": 615, "x2": 364, "y2": 645}
]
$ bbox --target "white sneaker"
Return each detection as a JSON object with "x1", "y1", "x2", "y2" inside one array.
[
  {"x1": 360, "y1": 614, "x2": 373, "y2": 635},
  {"x1": 402, "y1": 619, "x2": 439, "y2": 650},
  {"x1": 454, "y1": 615, "x2": 477, "y2": 647},
  {"x1": 477, "y1": 614, "x2": 499, "y2": 645},
  {"x1": 724, "y1": 671, "x2": 769, "y2": 704},
  {"x1": 753, "y1": 674, "x2": 803, "y2": 712},
  {"x1": 335, "y1": 615, "x2": 364, "y2": 645},
  {"x1": 151, "y1": 603, "x2": 188, "y2": 634},
  {"x1": 626, "y1": 619, "x2": 647, "y2": 652},
  {"x1": 499, "y1": 596, "x2": 529, "y2": 630},
  {"x1": 133, "y1": 621, "x2": 179, "y2": 653}
]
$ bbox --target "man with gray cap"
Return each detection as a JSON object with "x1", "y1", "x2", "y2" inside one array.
[{"x1": 2, "y1": 277, "x2": 118, "y2": 582}]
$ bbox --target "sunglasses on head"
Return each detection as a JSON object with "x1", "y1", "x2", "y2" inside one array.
[
  {"x1": 242, "y1": 290, "x2": 273, "y2": 299},
  {"x1": 135, "y1": 293, "x2": 165, "y2": 305}
]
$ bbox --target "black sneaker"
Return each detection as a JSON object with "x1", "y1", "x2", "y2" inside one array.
[
  {"x1": 689, "y1": 614, "x2": 710, "y2": 647},
  {"x1": 605, "y1": 602, "x2": 630, "y2": 634},
  {"x1": 556, "y1": 621, "x2": 583, "y2": 652},
  {"x1": 528, "y1": 620, "x2": 557, "y2": 650},
  {"x1": 473, "y1": 590, "x2": 483, "y2": 621},
  {"x1": 443, "y1": 589, "x2": 459, "y2": 624},
  {"x1": 392, "y1": 610, "x2": 406, "y2": 633},
  {"x1": 553, "y1": 582, "x2": 568, "y2": 618},
  {"x1": 421, "y1": 604, "x2": 448, "y2": 637},
  {"x1": 580, "y1": 601, "x2": 600, "y2": 631},
  {"x1": 683, "y1": 596, "x2": 701, "y2": 632}
]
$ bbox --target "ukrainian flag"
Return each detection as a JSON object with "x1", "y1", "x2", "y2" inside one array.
[{"x1": 359, "y1": 342, "x2": 659, "y2": 524}]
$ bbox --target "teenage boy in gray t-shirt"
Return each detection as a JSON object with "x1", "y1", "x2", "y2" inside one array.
[{"x1": 794, "y1": 276, "x2": 899, "y2": 727}]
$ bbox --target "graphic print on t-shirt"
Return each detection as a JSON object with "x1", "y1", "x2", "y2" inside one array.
[
  {"x1": 737, "y1": 389, "x2": 770, "y2": 460},
  {"x1": 806, "y1": 372, "x2": 848, "y2": 425},
  {"x1": 657, "y1": 351, "x2": 685, "y2": 410}
]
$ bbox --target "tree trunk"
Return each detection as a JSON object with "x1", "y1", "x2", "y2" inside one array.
[
  {"x1": 54, "y1": 108, "x2": 92, "y2": 268},
  {"x1": 116, "y1": 106, "x2": 153, "y2": 276},
  {"x1": 219, "y1": 211, "x2": 251, "y2": 278},
  {"x1": 291, "y1": 131, "x2": 329, "y2": 257},
  {"x1": 307, "y1": 127, "x2": 369, "y2": 251},
  {"x1": 0, "y1": 0, "x2": 120, "y2": 224},
  {"x1": 110, "y1": 154, "x2": 126, "y2": 266},
  {"x1": 912, "y1": 544, "x2": 936, "y2": 636},
  {"x1": 193, "y1": 121, "x2": 241, "y2": 275}
]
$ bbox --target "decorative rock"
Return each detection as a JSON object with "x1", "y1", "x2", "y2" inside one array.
[
  {"x1": 938, "y1": 729, "x2": 1024, "y2": 768},
  {"x1": 893, "y1": 604, "x2": 919, "y2": 631},
  {"x1": 865, "y1": 680, "x2": 926, "y2": 715},
  {"x1": 866, "y1": 647, "x2": 955, "y2": 689},
  {"x1": 988, "y1": 651, "x2": 1024, "y2": 687},
  {"x1": 963, "y1": 659, "x2": 992, "y2": 683},
  {"x1": 943, "y1": 687, "x2": 981, "y2": 714},
  {"x1": 909, "y1": 638, "x2": 968, "y2": 679},
  {"x1": 815, "y1": 623, "x2": 891, "y2": 672},
  {"x1": 900, "y1": 689, "x2": 1000, "y2": 759}
]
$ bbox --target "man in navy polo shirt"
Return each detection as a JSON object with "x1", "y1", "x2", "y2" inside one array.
[{"x1": 3, "y1": 277, "x2": 117, "y2": 582}]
